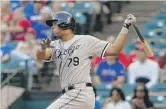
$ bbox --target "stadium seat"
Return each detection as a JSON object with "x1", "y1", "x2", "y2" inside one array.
[
  {"x1": 94, "y1": 83, "x2": 112, "y2": 90},
  {"x1": 7, "y1": 41, "x2": 18, "y2": 50},
  {"x1": 72, "y1": 2, "x2": 94, "y2": 14},
  {"x1": 1, "y1": 50, "x2": 30, "y2": 70},
  {"x1": 144, "y1": 20, "x2": 164, "y2": 29},
  {"x1": 71, "y1": 11, "x2": 87, "y2": 25},
  {"x1": 151, "y1": 83, "x2": 166, "y2": 92},
  {"x1": 1, "y1": 50, "x2": 37, "y2": 75},
  {"x1": 121, "y1": 84, "x2": 136, "y2": 96},
  {"x1": 150, "y1": 96, "x2": 166, "y2": 103},
  {"x1": 124, "y1": 42, "x2": 135, "y2": 55},
  {"x1": 152, "y1": 12, "x2": 166, "y2": 21},
  {"x1": 96, "y1": 90, "x2": 110, "y2": 98},
  {"x1": 94, "y1": 83, "x2": 112, "y2": 98},
  {"x1": 60, "y1": 2, "x2": 71, "y2": 12}
]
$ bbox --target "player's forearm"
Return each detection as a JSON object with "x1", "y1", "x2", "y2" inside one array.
[
  {"x1": 112, "y1": 27, "x2": 128, "y2": 53},
  {"x1": 106, "y1": 27, "x2": 128, "y2": 55}
]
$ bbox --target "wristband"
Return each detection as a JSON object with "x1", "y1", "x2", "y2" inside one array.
[{"x1": 123, "y1": 23, "x2": 131, "y2": 29}]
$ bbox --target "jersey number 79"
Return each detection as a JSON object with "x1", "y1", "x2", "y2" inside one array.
[{"x1": 67, "y1": 57, "x2": 79, "y2": 67}]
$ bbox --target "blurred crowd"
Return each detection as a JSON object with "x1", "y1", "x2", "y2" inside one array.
[
  {"x1": 0, "y1": 1, "x2": 166, "y2": 109},
  {"x1": 92, "y1": 35, "x2": 166, "y2": 88}
]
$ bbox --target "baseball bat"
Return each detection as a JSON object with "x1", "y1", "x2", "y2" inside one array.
[{"x1": 133, "y1": 24, "x2": 153, "y2": 57}]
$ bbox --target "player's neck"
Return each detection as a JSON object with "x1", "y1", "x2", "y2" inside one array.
[{"x1": 61, "y1": 31, "x2": 75, "y2": 41}]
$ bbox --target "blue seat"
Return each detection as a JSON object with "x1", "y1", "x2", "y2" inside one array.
[
  {"x1": 141, "y1": 19, "x2": 166, "y2": 38},
  {"x1": 144, "y1": 20, "x2": 164, "y2": 29},
  {"x1": 72, "y1": 2, "x2": 94, "y2": 14},
  {"x1": 60, "y1": 3, "x2": 87, "y2": 25},
  {"x1": 161, "y1": 3, "x2": 166, "y2": 13},
  {"x1": 7, "y1": 41, "x2": 18, "y2": 50},
  {"x1": 121, "y1": 84, "x2": 136, "y2": 96},
  {"x1": 94, "y1": 83, "x2": 112, "y2": 90},
  {"x1": 151, "y1": 83, "x2": 166, "y2": 92},
  {"x1": 60, "y1": 2, "x2": 71, "y2": 12},
  {"x1": 0, "y1": 51, "x2": 37, "y2": 73},
  {"x1": 0, "y1": 50, "x2": 35, "y2": 72},
  {"x1": 94, "y1": 83, "x2": 112, "y2": 98},
  {"x1": 96, "y1": 90, "x2": 110, "y2": 98},
  {"x1": 150, "y1": 96, "x2": 162, "y2": 103},
  {"x1": 152, "y1": 12, "x2": 166, "y2": 20},
  {"x1": 124, "y1": 42, "x2": 135, "y2": 55},
  {"x1": 70, "y1": 11, "x2": 87, "y2": 25}
]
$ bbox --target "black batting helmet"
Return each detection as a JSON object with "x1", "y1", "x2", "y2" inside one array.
[{"x1": 46, "y1": 11, "x2": 76, "y2": 32}]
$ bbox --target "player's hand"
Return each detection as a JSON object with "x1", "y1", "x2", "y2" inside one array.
[
  {"x1": 39, "y1": 38, "x2": 53, "y2": 51},
  {"x1": 124, "y1": 14, "x2": 136, "y2": 29}
]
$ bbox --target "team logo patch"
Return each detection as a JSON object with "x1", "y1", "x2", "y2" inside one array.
[{"x1": 53, "y1": 44, "x2": 81, "y2": 59}]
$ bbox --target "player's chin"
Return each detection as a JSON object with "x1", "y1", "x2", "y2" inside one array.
[{"x1": 53, "y1": 32, "x2": 61, "y2": 38}]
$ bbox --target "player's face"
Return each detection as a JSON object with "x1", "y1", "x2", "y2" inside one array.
[{"x1": 51, "y1": 22, "x2": 62, "y2": 37}]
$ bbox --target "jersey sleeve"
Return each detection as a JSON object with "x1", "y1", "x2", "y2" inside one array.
[{"x1": 87, "y1": 36, "x2": 109, "y2": 58}]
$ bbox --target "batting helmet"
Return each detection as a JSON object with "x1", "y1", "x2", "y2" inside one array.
[{"x1": 46, "y1": 11, "x2": 76, "y2": 32}]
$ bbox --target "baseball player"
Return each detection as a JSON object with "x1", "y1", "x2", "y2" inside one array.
[{"x1": 36, "y1": 11, "x2": 136, "y2": 109}]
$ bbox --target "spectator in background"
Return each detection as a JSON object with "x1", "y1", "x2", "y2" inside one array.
[
  {"x1": 15, "y1": 27, "x2": 42, "y2": 90},
  {"x1": 1, "y1": 1, "x2": 13, "y2": 24},
  {"x1": 33, "y1": 1, "x2": 45, "y2": 16},
  {"x1": 128, "y1": 40, "x2": 155, "y2": 65},
  {"x1": 15, "y1": 27, "x2": 37, "y2": 58},
  {"x1": 21, "y1": 1, "x2": 35, "y2": 19},
  {"x1": 15, "y1": 27, "x2": 42, "y2": 70},
  {"x1": 131, "y1": 84, "x2": 154, "y2": 109},
  {"x1": 95, "y1": 55, "x2": 125, "y2": 88},
  {"x1": 0, "y1": 24, "x2": 13, "y2": 81},
  {"x1": 0, "y1": 24, "x2": 13, "y2": 63},
  {"x1": 1, "y1": 7, "x2": 31, "y2": 41},
  {"x1": 52, "y1": 1, "x2": 62, "y2": 13},
  {"x1": 28, "y1": 1, "x2": 45, "y2": 38},
  {"x1": 158, "y1": 51, "x2": 166, "y2": 69},
  {"x1": 158, "y1": 52, "x2": 166, "y2": 83},
  {"x1": 103, "y1": 87, "x2": 131, "y2": 109},
  {"x1": 128, "y1": 46, "x2": 159, "y2": 88},
  {"x1": 101, "y1": 0, "x2": 112, "y2": 24},
  {"x1": 33, "y1": 6, "x2": 53, "y2": 40},
  {"x1": 23, "y1": 1, "x2": 44, "y2": 20}
]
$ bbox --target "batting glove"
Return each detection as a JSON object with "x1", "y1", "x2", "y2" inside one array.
[
  {"x1": 39, "y1": 38, "x2": 53, "y2": 51},
  {"x1": 124, "y1": 14, "x2": 136, "y2": 29}
]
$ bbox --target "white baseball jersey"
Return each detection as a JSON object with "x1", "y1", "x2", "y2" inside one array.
[{"x1": 50, "y1": 35, "x2": 109, "y2": 89}]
